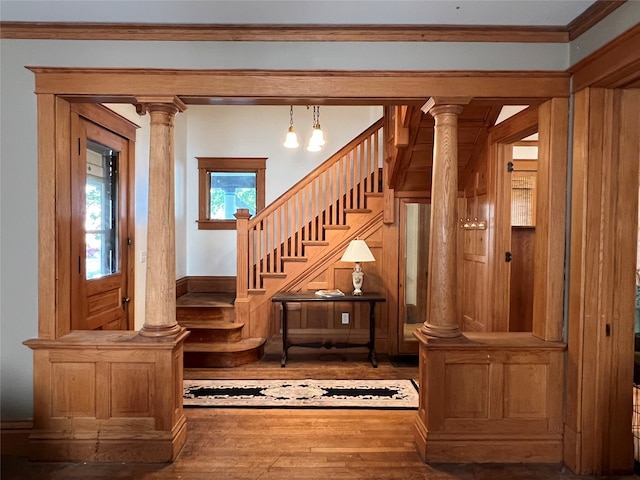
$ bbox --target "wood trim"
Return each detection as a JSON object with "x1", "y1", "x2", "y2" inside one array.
[
  {"x1": 532, "y1": 97, "x2": 568, "y2": 342},
  {"x1": 0, "y1": 22, "x2": 570, "y2": 43},
  {"x1": 176, "y1": 277, "x2": 189, "y2": 298},
  {"x1": 565, "y1": 88, "x2": 639, "y2": 475},
  {"x1": 489, "y1": 106, "x2": 539, "y2": 144},
  {"x1": 196, "y1": 157, "x2": 267, "y2": 229},
  {"x1": 570, "y1": 23, "x2": 640, "y2": 91},
  {"x1": 567, "y1": 0, "x2": 627, "y2": 41},
  {"x1": 28, "y1": 68, "x2": 571, "y2": 102},
  {"x1": 1, "y1": 420, "x2": 32, "y2": 457},
  {"x1": 70, "y1": 103, "x2": 139, "y2": 140}
]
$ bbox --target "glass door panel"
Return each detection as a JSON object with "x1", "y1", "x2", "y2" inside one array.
[{"x1": 85, "y1": 140, "x2": 119, "y2": 280}]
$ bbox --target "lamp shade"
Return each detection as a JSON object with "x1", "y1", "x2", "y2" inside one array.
[{"x1": 340, "y1": 239, "x2": 375, "y2": 263}]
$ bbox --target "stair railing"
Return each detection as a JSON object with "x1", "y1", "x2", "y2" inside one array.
[{"x1": 236, "y1": 119, "x2": 384, "y2": 293}]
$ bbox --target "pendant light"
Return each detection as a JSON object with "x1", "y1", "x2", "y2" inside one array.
[
  {"x1": 307, "y1": 106, "x2": 325, "y2": 152},
  {"x1": 283, "y1": 106, "x2": 299, "y2": 148}
]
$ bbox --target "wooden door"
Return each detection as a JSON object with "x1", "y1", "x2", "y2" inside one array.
[{"x1": 71, "y1": 116, "x2": 132, "y2": 330}]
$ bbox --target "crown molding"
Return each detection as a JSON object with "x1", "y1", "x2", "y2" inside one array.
[{"x1": 0, "y1": 22, "x2": 571, "y2": 43}]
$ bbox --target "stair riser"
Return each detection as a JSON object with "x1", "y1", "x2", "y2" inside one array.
[
  {"x1": 177, "y1": 307, "x2": 234, "y2": 323},
  {"x1": 184, "y1": 347, "x2": 264, "y2": 368},
  {"x1": 185, "y1": 329, "x2": 243, "y2": 344}
]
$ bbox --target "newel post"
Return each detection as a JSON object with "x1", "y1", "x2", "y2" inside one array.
[{"x1": 234, "y1": 208, "x2": 251, "y2": 334}]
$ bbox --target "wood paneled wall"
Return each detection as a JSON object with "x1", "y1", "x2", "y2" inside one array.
[
  {"x1": 565, "y1": 87, "x2": 640, "y2": 475},
  {"x1": 24, "y1": 331, "x2": 189, "y2": 462},
  {"x1": 460, "y1": 146, "x2": 490, "y2": 332},
  {"x1": 414, "y1": 331, "x2": 565, "y2": 463}
]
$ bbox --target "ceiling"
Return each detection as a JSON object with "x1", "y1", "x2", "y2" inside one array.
[{"x1": 0, "y1": 0, "x2": 598, "y2": 27}]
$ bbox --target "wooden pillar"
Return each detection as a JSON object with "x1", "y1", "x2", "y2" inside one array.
[
  {"x1": 136, "y1": 97, "x2": 186, "y2": 337},
  {"x1": 420, "y1": 97, "x2": 469, "y2": 338},
  {"x1": 234, "y1": 208, "x2": 251, "y2": 335}
]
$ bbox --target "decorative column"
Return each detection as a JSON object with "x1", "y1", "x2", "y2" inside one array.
[
  {"x1": 136, "y1": 97, "x2": 186, "y2": 337},
  {"x1": 420, "y1": 97, "x2": 469, "y2": 338}
]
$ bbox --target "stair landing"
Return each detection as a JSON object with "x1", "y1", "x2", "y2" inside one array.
[{"x1": 177, "y1": 292, "x2": 265, "y2": 368}]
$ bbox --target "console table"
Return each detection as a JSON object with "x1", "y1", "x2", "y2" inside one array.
[{"x1": 271, "y1": 292, "x2": 386, "y2": 368}]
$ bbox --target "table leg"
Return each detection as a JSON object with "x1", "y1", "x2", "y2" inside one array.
[
  {"x1": 281, "y1": 302, "x2": 288, "y2": 368},
  {"x1": 369, "y1": 300, "x2": 378, "y2": 368}
]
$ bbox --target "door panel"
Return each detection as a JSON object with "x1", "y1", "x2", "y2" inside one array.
[{"x1": 71, "y1": 116, "x2": 131, "y2": 331}]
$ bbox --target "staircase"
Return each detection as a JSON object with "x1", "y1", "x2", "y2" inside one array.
[
  {"x1": 177, "y1": 293, "x2": 265, "y2": 367},
  {"x1": 180, "y1": 119, "x2": 386, "y2": 368},
  {"x1": 235, "y1": 119, "x2": 386, "y2": 342}
]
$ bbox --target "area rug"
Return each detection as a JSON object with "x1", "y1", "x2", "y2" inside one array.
[{"x1": 183, "y1": 379, "x2": 419, "y2": 409}]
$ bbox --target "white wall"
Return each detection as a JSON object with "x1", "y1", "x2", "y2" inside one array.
[
  {"x1": 185, "y1": 105, "x2": 381, "y2": 276},
  {"x1": 0, "y1": 6, "x2": 635, "y2": 418}
]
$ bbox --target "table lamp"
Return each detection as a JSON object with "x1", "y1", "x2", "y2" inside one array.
[{"x1": 340, "y1": 238, "x2": 376, "y2": 295}]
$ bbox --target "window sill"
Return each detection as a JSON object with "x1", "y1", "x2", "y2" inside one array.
[{"x1": 197, "y1": 219, "x2": 236, "y2": 231}]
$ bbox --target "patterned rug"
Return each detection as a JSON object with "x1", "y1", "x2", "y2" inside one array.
[{"x1": 183, "y1": 379, "x2": 419, "y2": 409}]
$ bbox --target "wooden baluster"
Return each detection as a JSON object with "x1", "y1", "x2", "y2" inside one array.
[
  {"x1": 273, "y1": 209, "x2": 279, "y2": 273},
  {"x1": 373, "y1": 130, "x2": 380, "y2": 193},
  {"x1": 305, "y1": 183, "x2": 311, "y2": 242},
  {"x1": 311, "y1": 178, "x2": 316, "y2": 241},
  {"x1": 359, "y1": 142, "x2": 365, "y2": 208},
  {"x1": 297, "y1": 192, "x2": 302, "y2": 256},
  {"x1": 331, "y1": 162, "x2": 337, "y2": 225},
  {"x1": 365, "y1": 136, "x2": 371, "y2": 193},
  {"x1": 324, "y1": 169, "x2": 330, "y2": 225},
  {"x1": 248, "y1": 227, "x2": 255, "y2": 289},
  {"x1": 346, "y1": 151, "x2": 352, "y2": 210}
]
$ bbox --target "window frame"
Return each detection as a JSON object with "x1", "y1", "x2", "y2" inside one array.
[{"x1": 197, "y1": 157, "x2": 266, "y2": 230}]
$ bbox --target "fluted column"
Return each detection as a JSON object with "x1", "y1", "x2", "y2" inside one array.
[
  {"x1": 136, "y1": 97, "x2": 186, "y2": 337},
  {"x1": 421, "y1": 98, "x2": 468, "y2": 338}
]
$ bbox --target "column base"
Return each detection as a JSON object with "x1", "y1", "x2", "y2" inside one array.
[
  {"x1": 420, "y1": 322, "x2": 462, "y2": 338},
  {"x1": 139, "y1": 322, "x2": 184, "y2": 338}
]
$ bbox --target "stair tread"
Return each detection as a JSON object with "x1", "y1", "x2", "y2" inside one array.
[
  {"x1": 302, "y1": 240, "x2": 329, "y2": 246},
  {"x1": 178, "y1": 319, "x2": 243, "y2": 329},
  {"x1": 177, "y1": 292, "x2": 235, "y2": 307},
  {"x1": 184, "y1": 337, "x2": 266, "y2": 353},
  {"x1": 281, "y1": 257, "x2": 307, "y2": 262},
  {"x1": 261, "y1": 272, "x2": 287, "y2": 278},
  {"x1": 324, "y1": 225, "x2": 350, "y2": 230},
  {"x1": 344, "y1": 208, "x2": 372, "y2": 214}
]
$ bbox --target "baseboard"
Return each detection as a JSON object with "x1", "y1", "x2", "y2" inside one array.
[
  {"x1": 1, "y1": 420, "x2": 32, "y2": 457},
  {"x1": 176, "y1": 276, "x2": 236, "y2": 296},
  {"x1": 28, "y1": 416, "x2": 187, "y2": 463}
]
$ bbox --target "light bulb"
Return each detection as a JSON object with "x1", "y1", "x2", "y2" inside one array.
[
  {"x1": 283, "y1": 126, "x2": 299, "y2": 148},
  {"x1": 310, "y1": 125, "x2": 325, "y2": 146}
]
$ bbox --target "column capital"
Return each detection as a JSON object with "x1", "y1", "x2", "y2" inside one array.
[
  {"x1": 421, "y1": 97, "x2": 471, "y2": 116},
  {"x1": 135, "y1": 96, "x2": 187, "y2": 115}
]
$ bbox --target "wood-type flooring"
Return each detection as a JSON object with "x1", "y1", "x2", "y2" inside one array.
[{"x1": 2, "y1": 349, "x2": 638, "y2": 479}]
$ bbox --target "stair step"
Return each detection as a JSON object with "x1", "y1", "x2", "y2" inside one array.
[
  {"x1": 184, "y1": 338, "x2": 266, "y2": 368},
  {"x1": 282, "y1": 257, "x2": 307, "y2": 262},
  {"x1": 179, "y1": 319, "x2": 243, "y2": 330},
  {"x1": 261, "y1": 272, "x2": 287, "y2": 278},
  {"x1": 176, "y1": 292, "x2": 235, "y2": 307},
  {"x1": 345, "y1": 208, "x2": 372, "y2": 214},
  {"x1": 177, "y1": 306, "x2": 234, "y2": 323},
  {"x1": 302, "y1": 240, "x2": 329, "y2": 246},
  {"x1": 324, "y1": 225, "x2": 350, "y2": 231},
  {"x1": 182, "y1": 321, "x2": 244, "y2": 344}
]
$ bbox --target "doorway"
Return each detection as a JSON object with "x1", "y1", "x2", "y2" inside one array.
[
  {"x1": 398, "y1": 199, "x2": 430, "y2": 353},
  {"x1": 70, "y1": 105, "x2": 136, "y2": 331}
]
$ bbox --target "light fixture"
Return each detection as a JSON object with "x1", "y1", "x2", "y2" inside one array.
[
  {"x1": 459, "y1": 217, "x2": 487, "y2": 230},
  {"x1": 283, "y1": 106, "x2": 299, "y2": 148},
  {"x1": 340, "y1": 238, "x2": 376, "y2": 295},
  {"x1": 307, "y1": 106, "x2": 325, "y2": 152}
]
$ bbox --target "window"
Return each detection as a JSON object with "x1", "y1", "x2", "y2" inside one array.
[{"x1": 197, "y1": 157, "x2": 266, "y2": 230}]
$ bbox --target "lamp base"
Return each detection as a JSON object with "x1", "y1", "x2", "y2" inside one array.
[{"x1": 352, "y1": 264, "x2": 364, "y2": 296}]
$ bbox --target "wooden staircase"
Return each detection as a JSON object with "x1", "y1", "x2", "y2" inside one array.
[
  {"x1": 177, "y1": 293, "x2": 265, "y2": 367},
  {"x1": 235, "y1": 119, "x2": 386, "y2": 342},
  {"x1": 179, "y1": 119, "x2": 386, "y2": 368}
]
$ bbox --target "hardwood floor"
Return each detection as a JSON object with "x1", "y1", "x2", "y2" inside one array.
[{"x1": 2, "y1": 349, "x2": 638, "y2": 479}]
